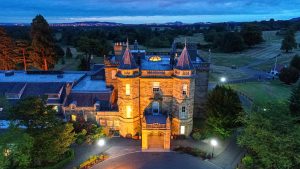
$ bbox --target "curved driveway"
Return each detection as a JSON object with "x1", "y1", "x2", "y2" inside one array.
[{"x1": 91, "y1": 152, "x2": 219, "y2": 169}]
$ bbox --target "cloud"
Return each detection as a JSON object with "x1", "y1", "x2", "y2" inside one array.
[{"x1": 0, "y1": 0, "x2": 299, "y2": 23}]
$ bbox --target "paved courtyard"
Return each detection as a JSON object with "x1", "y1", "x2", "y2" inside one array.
[{"x1": 91, "y1": 152, "x2": 220, "y2": 169}]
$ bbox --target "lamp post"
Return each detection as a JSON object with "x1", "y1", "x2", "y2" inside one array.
[
  {"x1": 97, "y1": 138, "x2": 105, "y2": 147},
  {"x1": 220, "y1": 77, "x2": 227, "y2": 83},
  {"x1": 210, "y1": 139, "x2": 218, "y2": 158}
]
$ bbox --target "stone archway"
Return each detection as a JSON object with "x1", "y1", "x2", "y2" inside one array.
[{"x1": 147, "y1": 131, "x2": 165, "y2": 149}]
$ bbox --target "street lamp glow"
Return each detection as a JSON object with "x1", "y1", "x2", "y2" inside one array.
[
  {"x1": 220, "y1": 77, "x2": 227, "y2": 83},
  {"x1": 210, "y1": 139, "x2": 218, "y2": 147},
  {"x1": 97, "y1": 139, "x2": 105, "y2": 147}
]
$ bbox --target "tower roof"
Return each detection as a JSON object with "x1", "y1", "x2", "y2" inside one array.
[
  {"x1": 175, "y1": 45, "x2": 194, "y2": 70},
  {"x1": 118, "y1": 41, "x2": 138, "y2": 70}
]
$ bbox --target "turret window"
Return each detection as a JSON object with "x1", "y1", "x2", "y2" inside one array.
[
  {"x1": 111, "y1": 70, "x2": 117, "y2": 79},
  {"x1": 179, "y1": 106, "x2": 187, "y2": 119},
  {"x1": 126, "y1": 106, "x2": 132, "y2": 118},
  {"x1": 182, "y1": 84, "x2": 188, "y2": 95},
  {"x1": 126, "y1": 84, "x2": 130, "y2": 95}
]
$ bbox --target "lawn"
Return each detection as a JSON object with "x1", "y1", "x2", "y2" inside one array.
[
  {"x1": 175, "y1": 33, "x2": 208, "y2": 45},
  {"x1": 229, "y1": 80, "x2": 294, "y2": 106}
]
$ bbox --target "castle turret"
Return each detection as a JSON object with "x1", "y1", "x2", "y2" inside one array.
[
  {"x1": 172, "y1": 43, "x2": 195, "y2": 137},
  {"x1": 117, "y1": 41, "x2": 140, "y2": 138}
]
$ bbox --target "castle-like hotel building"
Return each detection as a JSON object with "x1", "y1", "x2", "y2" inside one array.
[{"x1": 0, "y1": 41, "x2": 209, "y2": 150}]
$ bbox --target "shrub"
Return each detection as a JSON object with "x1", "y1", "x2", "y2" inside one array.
[
  {"x1": 242, "y1": 155, "x2": 254, "y2": 169},
  {"x1": 279, "y1": 67, "x2": 300, "y2": 85},
  {"x1": 173, "y1": 146, "x2": 207, "y2": 159},
  {"x1": 192, "y1": 131, "x2": 202, "y2": 141},
  {"x1": 79, "y1": 154, "x2": 108, "y2": 169}
]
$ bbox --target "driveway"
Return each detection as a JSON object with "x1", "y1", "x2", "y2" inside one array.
[{"x1": 91, "y1": 152, "x2": 220, "y2": 169}]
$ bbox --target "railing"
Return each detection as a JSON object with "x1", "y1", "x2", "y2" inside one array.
[{"x1": 145, "y1": 123, "x2": 166, "y2": 129}]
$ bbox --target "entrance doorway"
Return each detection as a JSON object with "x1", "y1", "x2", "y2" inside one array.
[{"x1": 148, "y1": 132, "x2": 164, "y2": 149}]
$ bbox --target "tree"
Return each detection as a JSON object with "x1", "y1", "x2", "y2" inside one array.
[
  {"x1": 30, "y1": 15, "x2": 56, "y2": 70},
  {"x1": 290, "y1": 54, "x2": 300, "y2": 71},
  {"x1": 15, "y1": 40, "x2": 31, "y2": 71},
  {"x1": 290, "y1": 83, "x2": 300, "y2": 119},
  {"x1": 281, "y1": 30, "x2": 297, "y2": 53},
  {"x1": 279, "y1": 67, "x2": 300, "y2": 85},
  {"x1": 0, "y1": 27, "x2": 17, "y2": 70},
  {"x1": 213, "y1": 32, "x2": 245, "y2": 53},
  {"x1": 54, "y1": 45, "x2": 65, "y2": 59},
  {"x1": 9, "y1": 97, "x2": 75, "y2": 167},
  {"x1": 66, "y1": 47, "x2": 73, "y2": 58},
  {"x1": 204, "y1": 85, "x2": 243, "y2": 138},
  {"x1": 241, "y1": 24, "x2": 263, "y2": 47},
  {"x1": 238, "y1": 104, "x2": 300, "y2": 169},
  {"x1": 0, "y1": 127, "x2": 33, "y2": 169}
]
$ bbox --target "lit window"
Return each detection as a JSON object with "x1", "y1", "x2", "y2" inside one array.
[
  {"x1": 149, "y1": 56, "x2": 162, "y2": 62},
  {"x1": 107, "y1": 120, "x2": 113, "y2": 127},
  {"x1": 100, "y1": 119, "x2": 106, "y2": 126},
  {"x1": 126, "y1": 106, "x2": 132, "y2": 118},
  {"x1": 71, "y1": 115, "x2": 77, "y2": 122},
  {"x1": 153, "y1": 82, "x2": 160, "y2": 93},
  {"x1": 180, "y1": 126, "x2": 185, "y2": 135},
  {"x1": 112, "y1": 70, "x2": 117, "y2": 79},
  {"x1": 114, "y1": 120, "x2": 120, "y2": 127},
  {"x1": 0, "y1": 107, "x2": 3, "y2": 112},
  {"x1": 182, "y1": 84, "x2": 188, "y2": 95},
  {"x1": 125, "y1": 84, "x2": 130, "y2": 96}
]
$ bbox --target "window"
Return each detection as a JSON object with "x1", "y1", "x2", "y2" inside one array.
[
  {"x1": 0, "y1": 107, "x2": 3, "y2": 112},
  {"x1": 114, "y1": 120, "x2": 120, "y2": 127},
  {"x1": 153, "y1": 82, "x2": 160, "y2": 93},
  {"x1": 111, "y1": 70, "x2": 117, "y2": 79},
  {"x1": 180, "y1": 126, "x2": 185, "y2": 135},
  {"x1": 71, "y1": 115, "x2": 77, "y2": 122},
  {"x1": 125, "y1": 84, "x2": 130, "y2": 96},
  {"x1": 100, "y1": 119, "x2": 106, "y2": 126},
  {"x1": 107, "y1": 120, "x2": 113, "y2": 127},
  {"x1": 126, "y1": 106, "x2": 132, "y2": 118},
  {"x1": 152, "y1": 102, "x2": 159, "y2": 115},
  {"x1": 182, "y1": 84, "x2": 188, "y2": 95},
  {"x1": 179, "y1": 106, "x2": 187, "y2": 119}
]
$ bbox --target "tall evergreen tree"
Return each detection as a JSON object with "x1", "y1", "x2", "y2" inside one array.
[
  {"x1": 281, "y1": 30, "x2": 297, "y2": 53},
  {"x1": 30, "y1": 15, "x2": 56, "y2": 70},
  {"x1": 0, "y1": 27, "x2": 17, "y2": 70}
]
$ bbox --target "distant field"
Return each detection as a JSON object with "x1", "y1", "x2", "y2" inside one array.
[
  {"x1": 262, "y1": 30, "x2": 282, "y2": 42},
  {"x1": 175, "y1": 33, "x2": 208, "y2": 45},
  {"x1": 209, "y1": 65, "x2": 249, "y2": 82},
  {"x1": 229, "y1": 80, "x2": 293, "y2": 106}
]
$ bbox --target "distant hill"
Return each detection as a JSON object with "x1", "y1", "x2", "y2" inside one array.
[
  {"x1": 49, "y1": 21, "x2": 123, "y2": 27},
  {"x1": 290, "y1": 17, "x2": 300, "y2": 21}
]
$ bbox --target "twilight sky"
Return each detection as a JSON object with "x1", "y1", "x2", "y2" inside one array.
[{"x1": 0, "y1": 0, "x2": 300, "y2": 23}]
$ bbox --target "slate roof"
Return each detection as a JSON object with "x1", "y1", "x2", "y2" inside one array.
[
  {"x1": 145, "y1": 114, "x2": 167, "y2": 124},
  {"x1": 118, "y1": 45, "x2": 138, "y2": 70},
  {"x1": 0, "y1": 82, "x2": 66, "y2": 105},
  {"x1": 175, "y1": 45, "x2": 194, "y2": 70},
  {"x1": 65, "y1": 92, "x2": 112, "y2": 110}
]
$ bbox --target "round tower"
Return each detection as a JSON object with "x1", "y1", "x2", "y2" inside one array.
[
  {"x1": 117, "y1": 41, "x2": 140, "y2": 138},
  {"x1": 172, "y1": 42, "x2": 195, "y2": 137}
]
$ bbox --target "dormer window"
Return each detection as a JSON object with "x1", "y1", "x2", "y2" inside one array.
[
  {"x1": 94, "y1": 101, "x2": 101, "y2": 111},
  {"x1": 70, "y1": 101, "x2": 77, "y2": 110},
  {"x1": 153, "y1": 82, "x2": 160, "y2": 93}
]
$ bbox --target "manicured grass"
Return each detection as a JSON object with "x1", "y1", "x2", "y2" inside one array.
[
  {"x1": 229, "y1": 80, "x2": 294, "y2": 106},
  {"x1": 175, "y1": 33, "x2": 208, "y2": 45}
]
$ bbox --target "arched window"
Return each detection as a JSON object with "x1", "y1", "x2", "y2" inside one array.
[{"x1": 152, "y1": 102, "x2": 159, "y2": 115}]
